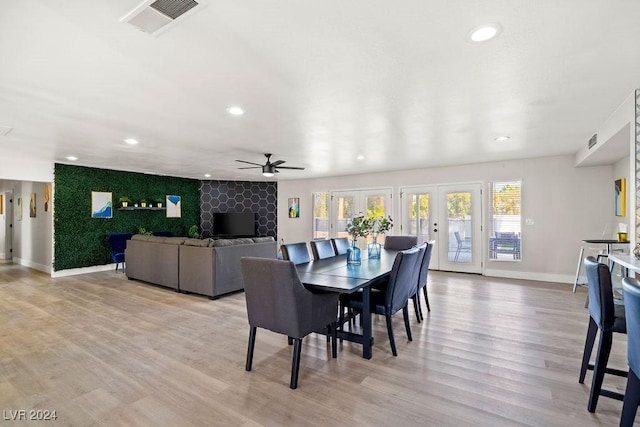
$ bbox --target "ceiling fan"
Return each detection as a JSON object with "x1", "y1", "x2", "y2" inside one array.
[{"x1": 236, "y1": 153, "x2": 305, "y2": 177}]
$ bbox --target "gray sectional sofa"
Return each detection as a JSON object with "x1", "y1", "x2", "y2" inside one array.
[{"x1": 125, "y1": 235, "x2": 277, "y2": 299}]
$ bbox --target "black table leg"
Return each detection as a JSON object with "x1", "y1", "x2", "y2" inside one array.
[{"x1": 362, "y1": 286, "x2": 372, "y2": 359}]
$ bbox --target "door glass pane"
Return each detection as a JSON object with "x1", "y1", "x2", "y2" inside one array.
[
  {"x1": 364, "y1": 194, "x2": 386, "y2": 244},
  {"x1": 335, "y1": 196, "x2": 355, "y2": 239},
  {"x1": 447, "y1": 191, "x2": 472, "y2": 263},
  {"x1": 405, "y1": 193, "x2": 431, "y2": 243},
  {"x1": 312, "y1": 192, "x2": 330, "y2": 239}
]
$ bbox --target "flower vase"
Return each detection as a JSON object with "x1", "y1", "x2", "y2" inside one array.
[
  {"x1": 347, "y1": 239, "x2": 362, "y2": 266},
  {"x1": 368, "y1": 234, "x2": 381, "y2": 259}
]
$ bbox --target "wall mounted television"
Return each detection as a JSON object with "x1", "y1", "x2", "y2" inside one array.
[{"x1": 212, "y1": 212, "x2": 256, "y2": 237}]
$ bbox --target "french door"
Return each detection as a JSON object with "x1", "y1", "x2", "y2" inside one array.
[
  {"x1": 400, "y1": 183, "x2": 482, "y2": 274},
  {"x1": 330, "y1": 188, "x2": 392, "y2": 247}
]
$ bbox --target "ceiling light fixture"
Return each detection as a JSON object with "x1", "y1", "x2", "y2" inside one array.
[
  {"x1": 494, "y1": 136, "x2": 511, "y2": 142},
  {"x1": 356, "y1": 154, "x2": 365, "y2": 160},
  {"x1": 66, "y1": 155, "x2": 78, "y2": 161},
  {"x1": 204, "y1": 173, "x2": 211, "y2": 178},
  {"x1": 226, "y1": 106, "x2": 244, "y2": 116},
  {"x1": 262, "y1": 172, "x2": 274, "y2": 178},
  {"x1": 469, "y1": 23, "x2": 502, "y2": 42},
  {"x1": 124, "y1": 138, "x2": 139, "y2": 145}
]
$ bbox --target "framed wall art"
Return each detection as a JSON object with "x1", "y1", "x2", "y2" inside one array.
[
  {"x1": 91, "y1": 191, "x2": 113, "y2": 218},
  {"x1": 288, "y1": 197, "x2": 300, "y2": 218},
  {"x1": 615, "y1": 178, "x2": 626, "y2": 217}
]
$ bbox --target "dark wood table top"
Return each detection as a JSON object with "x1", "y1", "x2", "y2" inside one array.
[
  {"x1": 582, "y1": 239, "x2": 629, "y2": 244},
  {"x1": 296, "y1": 250, "x2": 398, "y2": 293}
]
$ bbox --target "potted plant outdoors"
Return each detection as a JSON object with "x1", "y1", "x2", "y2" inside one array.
[
  {"x1": 369, "y1": 215, "x2": 393, "y2": 258},
  {"x1": 140, "y1": 198, "x2": 148, "y2": 208},
  {"x1": 345, "y1": 215, "x2": 373, "y2": 265},
  {"x1": 118, "y1": 196, "x2": 131, "y2": 208},
  {"x1": 155, "y1": 197, "x2": 164, "y2": 208}
]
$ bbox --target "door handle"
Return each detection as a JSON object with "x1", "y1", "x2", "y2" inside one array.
[{"x1": 433, "y1": 228, "x2": 438, "y2": 232}]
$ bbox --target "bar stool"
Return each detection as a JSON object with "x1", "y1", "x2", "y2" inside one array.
[
  {"x1": 578, "y1": 256, "x2": 627, "y2": 412},
  {"x1": 621, "y1": 277, "x2": 640, "y2": 426}
]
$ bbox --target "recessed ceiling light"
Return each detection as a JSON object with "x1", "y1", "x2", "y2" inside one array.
[
  {"x1": 204, "y1": 174, "x2": 211, "y2": 178},
  {"x1": 66, "y1": 155, "x2": 78, "y2": 161},
  {"x1": 356, "y1": 155, "x2": 365, "y2": 160},
  {"x1": 469, "y1": 24, "x2": 502, "y2": 42},
  {"x1": 124, "y1": 138, "x2": 139, "y2": 145},
  {"x1": 226, "y1": 106, "x2": 244, "y2": 116},
  {"x1": 494, "y1": 136, "x2": 511, "y2": 142}
]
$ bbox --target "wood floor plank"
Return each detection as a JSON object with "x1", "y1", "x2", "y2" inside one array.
[{"x1": 0, "y1": 264, "x2": 637, "y2": 426}]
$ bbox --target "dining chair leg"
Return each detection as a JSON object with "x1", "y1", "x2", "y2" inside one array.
[
  {"x1": 588, "y1": 330, "x2": 613, "y2": 412},
  {"x1": 621, "y1": 369, "x2": 640, "y2": 427},
  {"x1": 290, "y1": 338, "x2": 303, "y2": 389},
  {"x1": 331, "y1": 321, "x2": 338, "y2": 359},
  {"x1": 288, "y1": 337, "x2": 294, "y2": 345},
  {"x1": 423, "y1": 287, "x2": 430, "y2": 312},
  {"x1": 416, "y1": 291, "x2": 424, "y2": 320},
  {"x1": 246, "y1": 326, "x2": 257, "y2": 371},
  {"x1": 412, "y1": 295, "x2": 421, "y2": 323},
  {"x1": 385, "y1": 312, "x2": 397, "y2": 357},
  {"x1": 403, "y1": 305, "x2": 413, "y2": 342},
  {"x1": 579, "y1": 318, "x2": 598, "y2": 383}
]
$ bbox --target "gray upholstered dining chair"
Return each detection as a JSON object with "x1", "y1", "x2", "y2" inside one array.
[
  {"x1": 411, "y1": 241, "x2": 434, "y2": 322},
  {"x1": 579, "y1": 256, "x2": 627, "y2": 412},
  {"x1": 281, "y1": 242, "x2": 311, "y2": 264},
  {"x1": 383, "y1": 235, "x2": 418, "y2": 251},
  {"x1": 331, "y1": 237, "x2": 350, "y2": 255},
  {"x1": 310, "y1": 239, "x2": 336, "y2": 260},
  {"x1": 621, "y1": 277, "x2": 640, "y2": 427},
  {"x1": 339, "y1": 247, "x2": 421, "y2": 356},
  {"x1": 240, "y1": 257, "x2": 339, "y2": 389}
]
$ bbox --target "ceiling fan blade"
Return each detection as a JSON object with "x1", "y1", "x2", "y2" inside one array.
[
  {"x1": 237, "y1": 166, "x2": 262, "y2": 169},
  {"x1": 235, "y1": 160, "x2": 263, "y2": 166},
  {"x1": 276, "y1": 166, "x2": 305, "y2": 170},
  {"x1": 270, "y1": 160, "x2": 286, "y2": 167}
]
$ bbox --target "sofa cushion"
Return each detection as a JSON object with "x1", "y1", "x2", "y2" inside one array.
[
  {"x1": 132, "y1": 234, "x2": 151, "y2": 241},
  {"x1": 146, "y1": 235, "x2": 167, "y2": 243},
  {"x1": 252, "y1": 236, "x2": 275, "y2": 243},
  {"x1": 235, "y1": 238, "x2": 255, "y2": 245},
  {"x1": 163, "y1": 237, "x2": 186, "y2": 245},
  {"x1": 183, "y1": 238, "x2": 210, "y2": 247},
  {"x1": 213, "y1": 238, "x2": 250, "y2": 247}
]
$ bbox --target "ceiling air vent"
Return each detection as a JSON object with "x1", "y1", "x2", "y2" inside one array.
[
  {"x1": 121, "y1": 0, "x2": 200, "y2": 36},
  {"x1": 588, "y1": 133, "x2": 597, "y2": 149}
]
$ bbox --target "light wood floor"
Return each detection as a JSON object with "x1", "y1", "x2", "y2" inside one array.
[{"x1": 0, "y1": 264, "x2": 636, "y2": 426}]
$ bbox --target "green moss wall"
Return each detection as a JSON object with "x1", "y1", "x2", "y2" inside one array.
[{"x1": 53, "y1": 164, "x2": 199, "y2": 271}]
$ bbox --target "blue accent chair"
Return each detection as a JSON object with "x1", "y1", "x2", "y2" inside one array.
[{"x1": 108, "y1": 233, "x2": 133, "y2": 272}]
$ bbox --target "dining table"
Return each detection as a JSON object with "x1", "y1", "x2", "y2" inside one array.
[{"x1": 296, "y1": 249, "x2": 399, "y2": 359}]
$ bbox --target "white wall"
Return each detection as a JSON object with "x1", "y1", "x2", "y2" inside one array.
[
  {"x1": 0, "y1": 157, "x2": 54, "y2": 182},
  {"x1": 278, "y1": 154, "x2": 612, "y2": 284},
  {"x1": 2, "y1": 180, "x2": 53, "y2": 273}
]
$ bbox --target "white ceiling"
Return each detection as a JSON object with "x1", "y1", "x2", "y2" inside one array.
[{"x1": 1, "y1": 0, "x2": 640, "y2": 181}]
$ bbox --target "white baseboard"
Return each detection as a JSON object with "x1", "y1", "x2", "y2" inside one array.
[
  {"x1": 484, "y1": 268, "x2": 574, "y2": 285},
  {"x1": 51, "y1": 263, "x2": 117, "y2": 278},
  {"x1": 12, "y1": 257, "x2": 51, "y2": 274}
]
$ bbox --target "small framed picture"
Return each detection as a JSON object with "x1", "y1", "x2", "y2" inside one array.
[{"x1": 288, "y1": 197, "x2": 300, "y2": 218}]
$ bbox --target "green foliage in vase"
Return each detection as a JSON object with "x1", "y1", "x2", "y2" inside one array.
[
  {"x1": 346, "y1": 215, "x2": 373, "y2": 239},
  {"x1": 371, "y1": 215, "x2": 393, "y2": 234}
]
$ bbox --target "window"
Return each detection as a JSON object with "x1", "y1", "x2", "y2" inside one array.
[
  {"x1": 488, "y1": 181, "x2": 522, "y2": 261},
  {"x1": 312, "y1": 192, "x2": 330, "y2": 239}
]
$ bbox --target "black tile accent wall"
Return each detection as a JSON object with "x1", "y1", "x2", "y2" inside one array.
[{"x1": 200, "y1": 180, "x2": 277, "y2": 238}]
